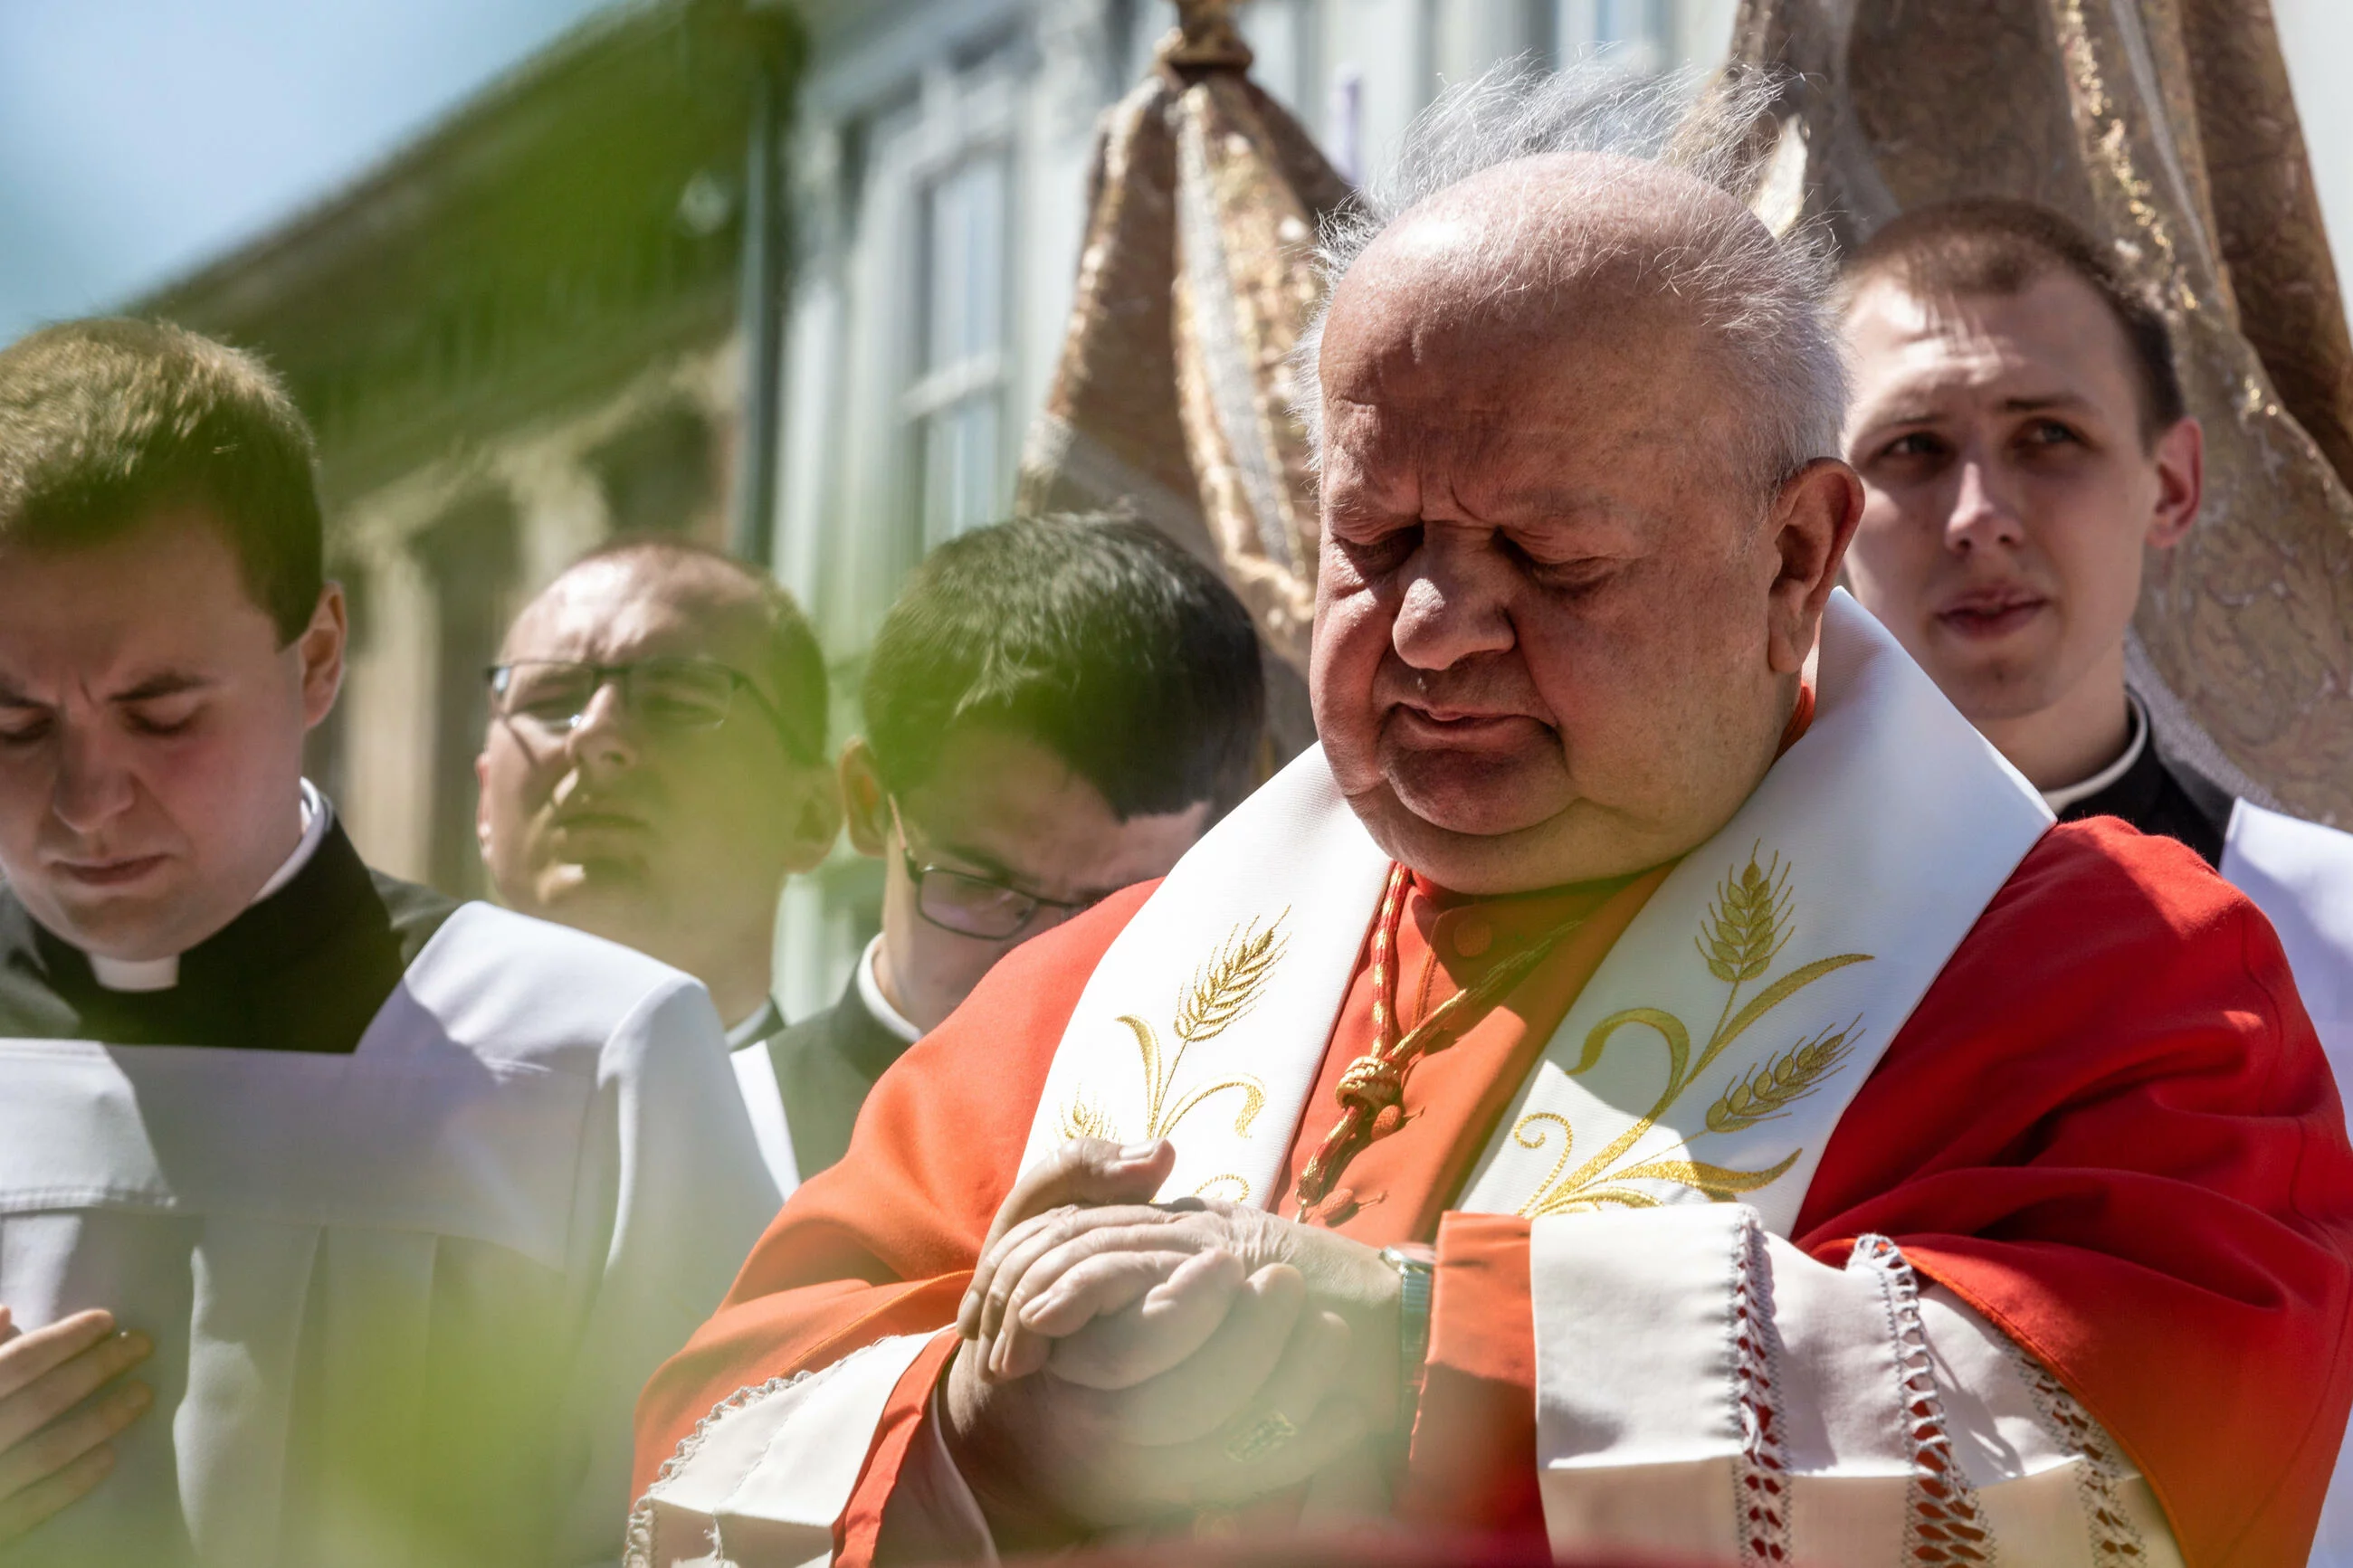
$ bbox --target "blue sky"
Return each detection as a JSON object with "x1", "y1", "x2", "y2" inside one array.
[
  {"x1": 0, "y1": 0, "x2": 617, "y2": 342},
  {"x1": 2, "y1": 2, "x2": 2348, "y2": 351}
]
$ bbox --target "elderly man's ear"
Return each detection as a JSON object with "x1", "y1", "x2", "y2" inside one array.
[{"x1": 1765, "y1": 458, "x2": 1867, "y2": 676}]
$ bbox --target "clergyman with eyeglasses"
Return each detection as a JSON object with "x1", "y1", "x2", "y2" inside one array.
[
  {"x1": 799, "y1": 515, "x2": 1264, "y2": 1176},
  {"x1": 477, "y1": 537, "x2": 843, "y2": 1193}
]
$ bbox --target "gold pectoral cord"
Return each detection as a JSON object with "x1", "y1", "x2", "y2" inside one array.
[
  {"x1": 1513, "y1": 847, "x2": 1872, "y2": 1218},
  {"x1": 1059, "y1": 915, "x2": 1289, "y2": 1193}
]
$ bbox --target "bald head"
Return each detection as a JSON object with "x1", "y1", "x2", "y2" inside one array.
[
  {"x1": 1355, "y1": 151, "x2": 1759, "y2": 305},
  {"x1": 504, "y1": 541, "x2": 810, "y2": 698},
  {"x1": 1309, "y1": 145, "x2": 1843, "y2": 507},
  {"x1": 1301, "y1": 67, "x2": 1863, "y2": 897},
  {"x1": 1321, "y1": 154, "x2": 1767, "y2": 508}
]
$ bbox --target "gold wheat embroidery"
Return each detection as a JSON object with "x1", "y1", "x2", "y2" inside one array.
[
  {"x1": 1058, "y1": 1095, "x2": 1116, "y2": 1143},
  {"x1": 1514, "y1": 847, "x2": 1872, "y2": 1218},
  {"x1": 1706, "y1": 1021, "x2": 1860, "y2": 1135},
  {"x1": 1057, "y1": 914, "x2": 1287, "y2": 1148}
]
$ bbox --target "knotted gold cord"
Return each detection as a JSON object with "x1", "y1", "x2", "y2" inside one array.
[{"x1": 1293, "y1": 865, "x2": 1590, "y2": 1210}]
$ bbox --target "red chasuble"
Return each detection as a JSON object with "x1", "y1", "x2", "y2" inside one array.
[{"x1": 635, "y1": 820, "x2": 2353, "y2": 1566}]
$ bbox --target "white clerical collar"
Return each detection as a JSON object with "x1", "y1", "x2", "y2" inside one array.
[
  {"x1": 725, "y1": 996, "x2": 786, "y2": 1051},
  {"x1": 856, "y1": 935, "x2": 924, "y2": 1045},
  {"x1": 87, "y1": 780, "x2": 332, "y2": 994},
  {"x1": 2040, "y1": 694, "x2": 2148, "y2": 815}
]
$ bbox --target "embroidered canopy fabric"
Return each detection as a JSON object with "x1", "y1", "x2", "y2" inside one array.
[
  {"x1": 1015, "y1": 0, "x2": 1348, "y2": 749},
  {"x1": 1720, "y1": 0, "x2": 2353, "y2": 824}
]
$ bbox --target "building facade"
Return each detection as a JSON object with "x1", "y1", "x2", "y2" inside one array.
[{"x1": 140, "y1": 0, "x2": 794, "y2": 902}]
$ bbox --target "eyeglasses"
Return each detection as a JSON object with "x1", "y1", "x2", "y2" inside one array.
[
  {"x1": 486, "y1": 657, "x2": 819, "y2": 763},
  {"x1": 889, "y1": 797, "x2": 1091, "y2": 941}
]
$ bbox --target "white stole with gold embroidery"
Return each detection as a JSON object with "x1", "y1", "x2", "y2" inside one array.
[
  {"x1": 1016, "y1": 592, "x2": 2053, "y2": 1230},
  {"x1": 1015, "y1": 736, "x2": 1392, "y2": 1208},
  {"x1": 632, "y1": 594, "x2": 2176, "y2": 1568}
]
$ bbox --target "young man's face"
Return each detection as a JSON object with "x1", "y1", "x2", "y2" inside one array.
[
  {"x1": 0, "y1": 508, "x2": 342, "y2": 960},
  {"x1": 1841, "y1": 270, "x2": 2200, "y2": 728},
  {"x1": 842, "y1": 725, "x2": 1213, "y2": 1034},
  {"x1": 476, "y1": 556, "x2": 839, "y2": 998}
]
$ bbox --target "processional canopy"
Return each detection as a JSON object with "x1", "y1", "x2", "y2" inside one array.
[
  {"x1": 1023, "y1": 0, "x2": 2353, "y2": 820},
  {"x1": 1017, "y1": 0, "x2": 1346, "y2": 750}
]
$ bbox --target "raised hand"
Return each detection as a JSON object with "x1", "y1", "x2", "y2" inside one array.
[{"x1": 0, "y1": 1306, "x2": 153, "y2": 1544}]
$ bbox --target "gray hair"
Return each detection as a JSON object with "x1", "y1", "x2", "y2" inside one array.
[{"x1": 1293, "y1": 62, "x2": 1847, "y2": 506}]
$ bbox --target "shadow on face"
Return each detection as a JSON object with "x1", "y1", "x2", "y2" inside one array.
[
  {"x1": 475, "y1": 553, "x2": 837, "y2": 980},
  {"x1": 842, "y1": 725, "x2": 1212, "y2": 1034}
]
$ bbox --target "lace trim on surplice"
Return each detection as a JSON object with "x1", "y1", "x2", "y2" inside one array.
[
  {"x1": 1730, "y1": 1213, "x2": 1793, "y2": 1565},
  {"x1": 1852, "y1": 1234, "x2": 1996, "y2": 1565},
  {"x1": 622, "y1": 1336, "x2": 910, "y2": 1568},
  {"x1": 2006, "y1": 1339, "x2": 2149, "y2": 1563}
]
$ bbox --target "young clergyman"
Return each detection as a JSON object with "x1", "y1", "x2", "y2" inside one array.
[
  {"x1": 0, "y1": 319, "x2": 776, "y2": 1563},
  {"x1": 772, "y1": 515, "x2": 1264, "y2": 1181},
  {"x1": 630, "y1": 73, "x2": 2353, "y2": 1566},
  {"x1": 477, "y1": 538, "x2": 842, "y2": 1194},
  {"x1": 1836, "y1": 195, "x2": 2353, "y2": 1559}
]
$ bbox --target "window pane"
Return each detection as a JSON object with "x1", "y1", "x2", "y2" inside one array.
[
  {"x1": 1596, "y1": 0, "x2": 1665, "y2": 50},
  {"x1": 923, "y1": 154, "x2": 1008, "y2": 373},
  {"x1": 921, "y1": 395, "x2": 1003, "y2": 546}
]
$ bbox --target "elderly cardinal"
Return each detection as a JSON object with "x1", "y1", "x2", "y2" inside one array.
[{"x1": 630, "y1": 68, "x2": 2353, "y2": 1568}]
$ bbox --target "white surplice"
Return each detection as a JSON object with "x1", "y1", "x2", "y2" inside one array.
[
  {"x1": 0, "y1": 904, "x2": 782, "y2": 1567},
  {"x1": 2224, "y1": 802, "x2": 2353, "y2": 1568}
]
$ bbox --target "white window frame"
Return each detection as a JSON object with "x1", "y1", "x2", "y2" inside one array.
[{"x1": 897, "y1": 53, "x2": 1024, "y2": 554}]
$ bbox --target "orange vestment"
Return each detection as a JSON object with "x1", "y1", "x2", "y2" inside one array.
[{"x1": 638, "y1": 821, "x2": 2353, "y2": 1565}]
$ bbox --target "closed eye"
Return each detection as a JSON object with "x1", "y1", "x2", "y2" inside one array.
[
  {"x1": 0, "y1": 707, "x2": 51, "y2": 746},
  {"x1": 1531, "y1": 556, "x2": 1622, "y2": 593},
  {"x1": 122, "y1": 698, "x2": 203, "y2": 737},
  {"x1": 1337, "y1": 523, "x2": 1420, "y2": 574}
]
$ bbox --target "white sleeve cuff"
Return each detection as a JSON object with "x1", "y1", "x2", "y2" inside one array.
[
  {"x1": 1529, "y1": 1205, "x2": 2184, "y2": 1567},
  {"x1": 624, "y1": 1332, "x2": 937, "y2": 1568}
]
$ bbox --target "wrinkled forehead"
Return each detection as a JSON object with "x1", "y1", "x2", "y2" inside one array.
[
  {"x1": 501, "y1": 556, "x2": 767, "y2": 667},
  {"x1": 1322, "y1": 178, "x2": 1743, "y2": 434},
  {"x1": 1318, "y1": 277, "x2": 1729, "y2": 476},
  {"x1": 0, "y1": 507, "x2": 283, "y2": 688}
]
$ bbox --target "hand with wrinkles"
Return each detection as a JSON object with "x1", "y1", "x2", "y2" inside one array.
[
  {"x1": 939, "y1": 1139, "x2": 1399, "y2": 1550},
  {"x1": 0, "y1": 1306, "x2": 153, "y2": 1543}
]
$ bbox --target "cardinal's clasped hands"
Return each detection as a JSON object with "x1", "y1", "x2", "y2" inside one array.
[{"x1": 942, "y1": 1137, "x2": 1406, "y2": 1548}]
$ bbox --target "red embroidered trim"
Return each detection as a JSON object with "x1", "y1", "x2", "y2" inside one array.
[
  {"x1": 1731, "y1": 1215, "x2": 1792, "y2": 1565},
  {"x1": 1851, "y1": 1235, "x2": 1996, "y2": 1565}
]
